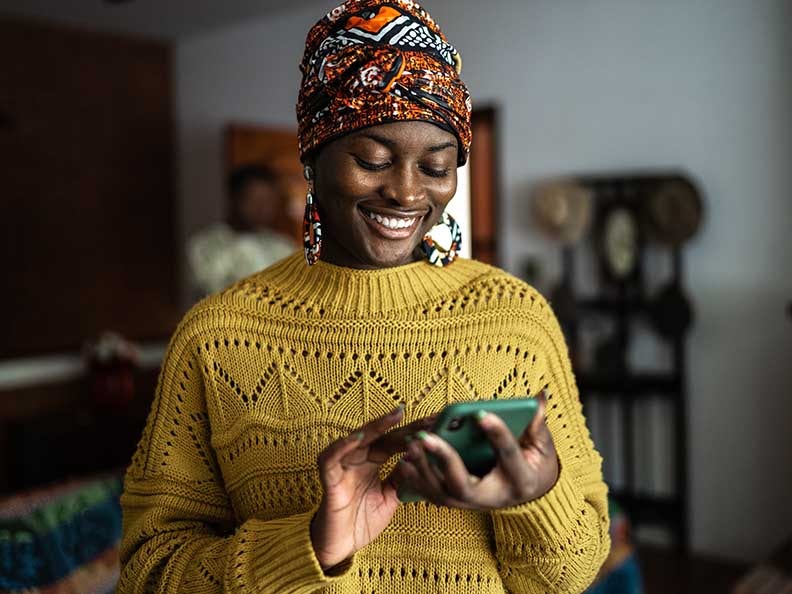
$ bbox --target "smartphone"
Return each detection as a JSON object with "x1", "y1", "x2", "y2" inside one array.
[{"x1": 398, "y1": 397, "x2": 539, "y2": 503}]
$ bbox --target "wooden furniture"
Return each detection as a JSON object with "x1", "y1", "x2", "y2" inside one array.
[
  {"x1": 639, "y1": 545, "x2": 748, "y2": 594},
  {"x1": 0, "y1": 367, "x2": 158, "y2": 494},
  {"x1": 551, "y1": 173, "x2": 701, "y2": 552},
  {"x1": 732, "y1": 539, "x2": 792, "y2": 594},
  {"x1": 469, "y1": 107, "x2": 500, "y2": 265},
  {"x1": 225, "y1": 124, "x2": 305, "y2": 242},
  {"x1": 0, "y1": 17, "x2": 179, "y2": 358}
]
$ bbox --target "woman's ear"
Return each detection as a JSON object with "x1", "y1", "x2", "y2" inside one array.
[{"x1": 303, "y1": 163, "x2": 315, "y2": 182}]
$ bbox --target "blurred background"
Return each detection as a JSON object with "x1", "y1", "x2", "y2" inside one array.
[{"x1": 0, "y1": 1, "x2": 790, "y2": 592}]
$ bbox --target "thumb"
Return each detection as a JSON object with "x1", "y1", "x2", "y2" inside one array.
[{"x1": 520, "y1": 390, "x2": 550, "y2": 448}]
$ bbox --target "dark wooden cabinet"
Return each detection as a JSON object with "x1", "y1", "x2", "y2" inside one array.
[
  {"x1": 469, "y1": 107, "x2": 500, "y2": 265},
  {"x1": 552, "y1": 173, "x2": 699, "y2": 552},
  {"x1": 0, "y1": 18, "x2": 180, "y2": 357}
]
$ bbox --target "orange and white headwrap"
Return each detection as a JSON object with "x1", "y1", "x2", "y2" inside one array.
[{"x1": 297, "y1": 0, "x2": 472, "y2": 165}]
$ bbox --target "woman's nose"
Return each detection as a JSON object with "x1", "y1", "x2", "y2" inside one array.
[{"x1": 381, "y1": 164, "x2": 425, "y2": 206}]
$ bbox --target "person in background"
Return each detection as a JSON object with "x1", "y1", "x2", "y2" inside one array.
[
  {"x1": 119, "y1": 1, "x2": 610, "y2": 592},
  {"x1": 188, "y1": 164, "x2": 297, "y2": 295}
]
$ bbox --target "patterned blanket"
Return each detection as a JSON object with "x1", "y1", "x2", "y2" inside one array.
[{"x1": 0, "y1": 473, "x2": 123, "y2": 594}]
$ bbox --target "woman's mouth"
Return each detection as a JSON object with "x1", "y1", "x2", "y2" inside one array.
[{"x1": 359, "y1": 206, "x2": 423, "y2": 238}]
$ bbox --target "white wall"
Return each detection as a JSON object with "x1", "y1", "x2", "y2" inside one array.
[{"x1": 177, "y1": 0, "x2": 792, "y2": 562}]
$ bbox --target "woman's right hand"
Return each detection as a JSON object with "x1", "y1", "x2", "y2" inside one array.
[{"x1": 310, "y1": 406, "x2": 433, "y2": 571}]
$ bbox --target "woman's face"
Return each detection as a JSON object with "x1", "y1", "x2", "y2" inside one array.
[{"x1": 312, "y1": 121, "x2": 458, "y2": 269}]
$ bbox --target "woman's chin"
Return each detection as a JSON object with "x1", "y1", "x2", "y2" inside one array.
[{"x1": 360, "y1": 241, "x2": 421, "y2": 269}]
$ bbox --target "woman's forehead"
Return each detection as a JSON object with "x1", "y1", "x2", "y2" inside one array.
[{"x1": 341, "y1": 121, "x2": 457, "y2": 149}]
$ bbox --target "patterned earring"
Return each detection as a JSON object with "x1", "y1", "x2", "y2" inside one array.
[
  {"x1": 302, "y1": 166, "x2": 322, "y2": 266},
  {"x1": 421, "y1": 211, "x2": 462, "y2": 267}
]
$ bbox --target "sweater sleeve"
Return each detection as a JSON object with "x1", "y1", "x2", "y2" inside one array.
[
  {"x1": 118, "y1": 320, "x2": 353, "y2": 594},
  {"x1": 490, "y1": 295, "x2": 610, "y2": 594}
]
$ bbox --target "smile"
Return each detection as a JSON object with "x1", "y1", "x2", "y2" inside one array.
[
  {"x1": 361, "y1": 207, "x2": 417, "y2": 229},
  {"x1": 359, "y1": 206, "x2": 423, "y2": 238}
]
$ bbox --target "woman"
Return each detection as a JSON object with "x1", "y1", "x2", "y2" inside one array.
[{"x1": 119, "y1": 1, "x2": 610, "y2": 592}]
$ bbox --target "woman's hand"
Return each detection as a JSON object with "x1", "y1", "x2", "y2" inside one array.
[
  {"x1": 397, "y1": 393, "x2": 559, "y2": 510},
  {"x1": 310, "y1": 406, "x2": 434, "y2": 570}
]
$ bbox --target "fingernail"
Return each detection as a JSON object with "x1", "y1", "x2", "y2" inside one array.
[
  {"x1": 416, "y1": 430, "x2": 429, "y2": 441},
  {"x1": 475, "y1": 410, "x2": 488, "y2": 423},
  {"x1": 353, "y1": 431, "x2": 365, "y2": 441},
  {"x1": 390, "y1": 404, "x2": 405, "y2": 416}
]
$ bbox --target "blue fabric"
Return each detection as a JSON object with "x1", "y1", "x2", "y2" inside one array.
[
  {"x1": 0, "y1": 477, "x2": 122, "y2": 591},
  {"x1": 585, "y1": 553, "x2": 644, "y2": 594}
]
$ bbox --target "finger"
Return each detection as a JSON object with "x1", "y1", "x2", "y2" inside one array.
[
  {"x1": 417, "y1": 432, "x2": 476, "y2": 501},
  {"x1": 384, "y1": 456, "x2": 405, "y2": 489},
  {"x1": 356, "y1": 405, "x2": 405, "y2": 447},
  {"x1": 393, "y1": 457, "x2": 422, "y2": 497},
  {"x1": 408, "y1": 438, "x2": 477, "y2": 509},
  {"x1": 380, "y1": 472, "x2": 398, "y2": 503},
  {"x1": 385, "y1": 455, "x2": 422, "y2": 493},
  {"x1": 408, "y1": 437, "x2": 446, "y2": 496},
  {"x1": 476, "y1": 411, "x2": 530, "y2": 482},
  {"x1": 369, "y1": 414, "x2": 438, "y2": 457},
  {"x1": 395, "y1": 452, "x2": 474, "y2": 508},
  {"x1": 520, "y1": 392, "x2": 554, "y2": 455},
  {"x1": 318, "y1": 405, "x2": 404, "y2": 473},
  {"x1": 317, "y1": 430, "x2": 368, "y2": 485}
]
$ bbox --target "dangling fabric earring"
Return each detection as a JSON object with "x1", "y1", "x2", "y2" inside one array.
[
  {"x1": 302, "y1": 166, "x2": 322, "y2": 266},
  {"x1": 421, "y1": 211, "x2": 462, "y2": 267}
]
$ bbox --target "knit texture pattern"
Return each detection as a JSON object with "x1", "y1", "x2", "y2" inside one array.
[{"x1": 119, "y1": 253, "x2": 610, "y2": 593}]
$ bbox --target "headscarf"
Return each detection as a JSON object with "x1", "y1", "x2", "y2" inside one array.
[{"x1": 296, "y1": 0, "x2": 472, "y2": 166}]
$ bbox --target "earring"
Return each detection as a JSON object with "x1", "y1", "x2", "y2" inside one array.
[
  {"x1": 303, "y1": 166, "x2": 322, "y2": 266},
  {"x1": 421, "y1": 212, "x2": 462, "y2": 267}
]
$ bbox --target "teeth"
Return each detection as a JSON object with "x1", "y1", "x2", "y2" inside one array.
[{"x1": 363, "y1": 208, "x2": 416, "y2": 230}]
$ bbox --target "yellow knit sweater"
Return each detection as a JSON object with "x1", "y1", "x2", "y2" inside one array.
[{"x1": 119, "y1": 253, "x2": 609, "y2": 593}]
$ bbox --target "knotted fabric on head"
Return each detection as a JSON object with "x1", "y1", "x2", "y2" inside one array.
[{"x1": 297, "y1": 0, "x2": 472, "y2": 165}]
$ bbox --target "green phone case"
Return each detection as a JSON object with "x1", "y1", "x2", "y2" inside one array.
[{"x1": 398, "y1": 397, "x2": 539, "y2": 503}]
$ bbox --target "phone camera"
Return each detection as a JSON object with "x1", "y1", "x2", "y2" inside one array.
[{"x1": 447, "y1": 417, "x2": 465, "y2": 431}]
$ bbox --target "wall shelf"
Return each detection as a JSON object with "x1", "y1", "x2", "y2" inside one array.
[{"x1": 549, "y1": 172, "x2": 697, "y2": 552}]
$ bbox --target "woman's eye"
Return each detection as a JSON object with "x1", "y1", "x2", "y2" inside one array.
[
  {"x1": 354, "y1": 156, "x2": 390, "y2": 171},
  {"x1": 421, "y1": 165, "x2": 450, "y2": 178}
]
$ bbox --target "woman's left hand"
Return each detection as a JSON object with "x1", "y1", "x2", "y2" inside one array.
[{"x1": 397, "y1": 392, "x2": 559, "y2": 510}]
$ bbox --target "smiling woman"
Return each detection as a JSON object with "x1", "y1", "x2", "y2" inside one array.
[
  {"x1": 118, "y1": 1, "x2": 610, "y2": 593},
  {"x1": 311, "y1": 121, "x2": 458, "y2": 269}
]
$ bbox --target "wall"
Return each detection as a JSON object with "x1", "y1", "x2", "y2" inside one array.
[{"x1": 176, "y1": 0, "x2": 792, "y2": 561}]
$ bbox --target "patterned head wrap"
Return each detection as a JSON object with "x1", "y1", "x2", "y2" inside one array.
[{"x1": 297, "y1": 0, "x2": 472, "y2": 166}]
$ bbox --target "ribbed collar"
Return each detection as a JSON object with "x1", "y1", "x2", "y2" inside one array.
[{"x1": 261, "y1": 253, "x2": 488, "y2": 315}]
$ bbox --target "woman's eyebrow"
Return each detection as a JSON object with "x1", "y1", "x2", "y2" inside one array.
[{"x1": 427, "y1": 141, "x2": 456, "y2": 153}]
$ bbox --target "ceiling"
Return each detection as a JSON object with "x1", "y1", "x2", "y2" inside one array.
[{"x1": 0, "y1": 0, "x2": 306, "y2": 40}]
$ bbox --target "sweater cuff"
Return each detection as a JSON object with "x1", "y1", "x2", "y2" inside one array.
[
  {"x1": 242, "y1": 509, "x2": 355, "y2": 593},
  {"x1": 490, "y1": 468, "x2": 585, "y2": 546}
]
